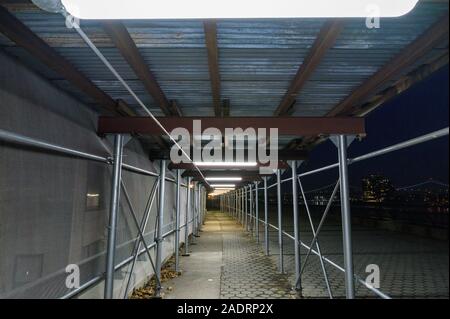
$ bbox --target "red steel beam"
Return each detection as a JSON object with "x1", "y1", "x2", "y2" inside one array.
[
  {"x1": 169, "y1": 161, "x2": 290, "y2": 171},
  {"x1": 98, "y1": 117, "x2": 366, "y2": 136}
]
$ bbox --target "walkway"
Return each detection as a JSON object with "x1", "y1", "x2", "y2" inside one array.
[{"x1": 163, "y1": 212, "x2": 298, "y2": 299}]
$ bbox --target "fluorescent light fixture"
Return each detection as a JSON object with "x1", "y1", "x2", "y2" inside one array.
[
  {"x1": 205, "y1": 177, "x2": 243, "y2": 182},
  {"x1": 194, "y1": 162, "x2": 257, "y2": 167},
  {"x1": 61, "y1": 0, "x2": 418, "y2": 19},
  {"x1": 211, "y1": 184, "x2": 236, "y2": 188}
]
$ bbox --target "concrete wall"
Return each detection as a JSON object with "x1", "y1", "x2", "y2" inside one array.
[{"x1": 0, "y1": 50, "x2": 194, "y2": 299}]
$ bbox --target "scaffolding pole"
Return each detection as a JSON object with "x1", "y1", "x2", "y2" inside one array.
[
  {"x1": 337, "y1": 135, "x2": 355, "y2": 299},
  {"x1": 175, "y1": 170, "x2": 182, "y2": 272},
  {"x1": 155, "y1": 160, "x2": 166, "y2": 295},
  {"x1": 104, "y1": 134, "x2": 124, "y2": 299},
  {"x1": 249, "y1": 184, "x2": 254, "y2": 234},
  {"x1": 255, "y1": 181, "x2": 260, "y2": 243},
  {"x1": 197, "y1": 184, "x2": 202, "y2": 233},
  {"x1": 241, "y1": 188, "x2": 245, "y2": 225},
  {"x1": 183, "y1": 177, "x2": 192, "y2": 256},
  {"x1": 245, "y1": 187, "x2": 248, "y2": 231},
  {"x1": 277, "y1": 169, "x2": 284, "y2": 273},
  {"x1": 264, "y1": 177, "x2": 269, "y2": 256},
  {"x1": 291, "y1": 161, "x2": 302, "y2": 291}
]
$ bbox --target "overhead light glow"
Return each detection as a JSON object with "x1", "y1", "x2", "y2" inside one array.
[
  {"x1": 211, "y1": 184, "x2": 236, "y2": 188},
  {"x1": 205, "y1": 177, "x2": 243, "y2": 182},
  {"x1": 61, "y1": 0, "x2": 419, "y2": 19},
  {"x1": 194, "y1": 162, "x2": 257, "y2": 167}
]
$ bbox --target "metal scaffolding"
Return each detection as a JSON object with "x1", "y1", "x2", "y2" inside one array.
[
  {"x1": 0, "y1": 124, "x2": 448, "y2": 299},
  {"x1": 218, "y1": 127, "x2": 449, "y2": 299}
]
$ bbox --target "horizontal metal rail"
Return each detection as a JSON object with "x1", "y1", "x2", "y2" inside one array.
[
  {"x1": 0, "y1": 128, "x2": 198, "y2": 299},
  {"x1": 0, "y1": 128, "x2": 188, "y2": 186},
  {"x1": 262, "y1": 127, "x2": 449, "y2": 189},
  {"x1": 0, "y1": 216, "x2": 195, "y2": 299},
  {"x1": 227, "y1": 210, "x2": 392, "y2": 299},
  {"x1": 61, "y1": 217, "x2": 196, "y2": 299}
]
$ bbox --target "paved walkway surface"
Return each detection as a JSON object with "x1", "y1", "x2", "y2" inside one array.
[
  {"x1": 163, "y1": 212, "x2": 298, "y2": 299},
  {"x1": 262, "y1": 207, "x2": 449, "y2": 299},
  {"x1": 164, "y1": 210, "x2": 448, "y2": 299}
]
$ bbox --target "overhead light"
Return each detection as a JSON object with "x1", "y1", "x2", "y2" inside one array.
[
  {"x1": 195, "y1": 162, "x2": 257, "y2": 167},
  {"x1": 205, "y1": 177, "x2": 242, "y2": 182},
  {"x1": 60, "y1": 0, "x2": 418, "y2": 19},
  {"x1": 211, "y1": 184, "x2": 236, "y2": 188}
]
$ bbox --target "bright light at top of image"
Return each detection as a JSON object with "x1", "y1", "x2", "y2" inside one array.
[{"x1": 61, "y1": 0, "x2": 419, "y2": 20}]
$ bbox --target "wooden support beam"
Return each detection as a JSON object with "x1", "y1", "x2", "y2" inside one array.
[
  {"x1": 327, "y1": 13, "x2": 449, "y2": 117},
  {"x1": 204, "y1": 21, "x2": 222, "y2": 117},
  {"x1": 98, "y1": 116, "x2": 366, "y2": 136},
  {"x1": 274, "y1": 20, "x2": 344, "y2": 116},
  {"x1": 0, "y1": 5, "x2": 121, "y2": 115},
  {"x1": 102, "y1": 21, "x2": 176, "y2": 116}
]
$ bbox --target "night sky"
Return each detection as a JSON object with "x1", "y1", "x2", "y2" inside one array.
[{"x1": 282, "y1": 65, "x2": 449, "y2": 192}]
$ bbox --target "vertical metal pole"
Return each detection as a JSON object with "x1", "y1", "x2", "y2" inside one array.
[
  {"x1": 239, "y1": 188, "x2": 244, "y2": 226},
  {"x1": 249, "y1": 184, "x2": 254, "y2": 234},
  {"x1": 234, "y1": 191, "x2": 239, "y2": 219},
  {"x1": 264, "y1": 177, "x2": 269, "y2": 256},
  {"x1": 240, "y1": 189, "x2": 242, "y2": 223},
  {"x1": 245, "y1": 187, "x2": 248, "y2": 231},
  {"x1": 197, "y1": 184, "x2": 201, "y2": 233},
  {"x1": 277, "y1": 169, "x2": 284, "y2": 273},
  {"x1": 291, "y1": 161, "x2": 302, "y2": 291},
  {"x1": 192, "y1": 182, "x2": 198, "y2": 241},
  {"x1": 201, "y1": 187, "x2": 204, "y2": 223},
  {"x1": 183, "y1": 177, "x2": 191, "y2": 256},
  {"x1": 241, "y1": 189, "x2": 244, "y2": 225},
  {"x1": 175, "y1": 170, "x2": 181, "y2": 272},
  {"x1": 338, "y1": 135, "x2": 355, "y2": 299},
  {"x1": 193, "y1": 183, "x2": 197, "y2": 235},
  {"x1": 104, "y1": 134, "x2": 124, "y2": 299},
  {"x1": 155, "y1": 159, "x2": 166, "y2": 293},
  {"x1": 255, "y1": 181, "x2": 259, "y2": 243}
]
